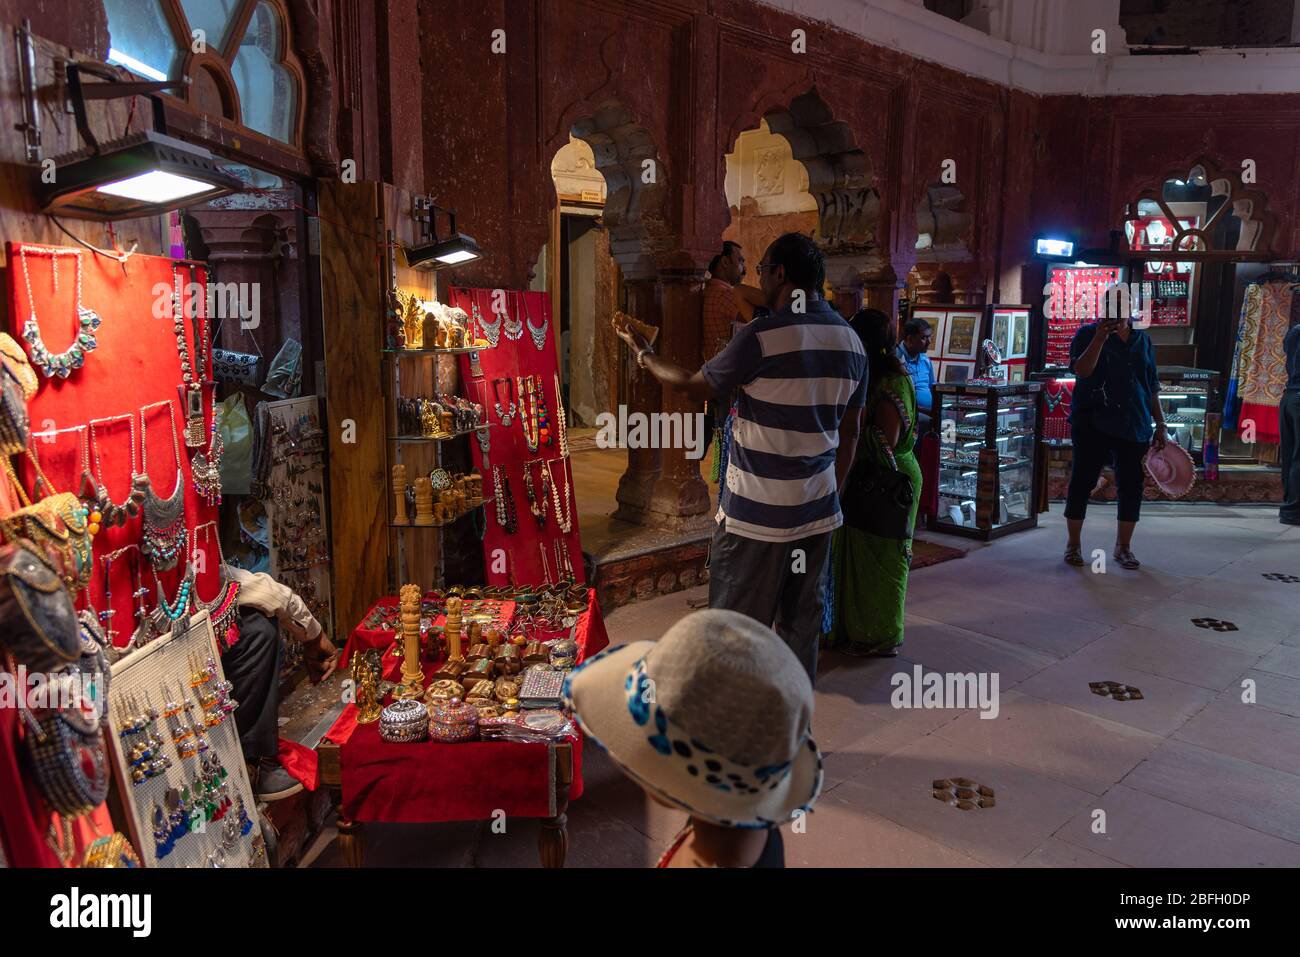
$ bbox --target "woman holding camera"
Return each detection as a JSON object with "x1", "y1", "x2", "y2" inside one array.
[{"x1": 1064, "y1": 312, "x2": 1167, "y2": 569}]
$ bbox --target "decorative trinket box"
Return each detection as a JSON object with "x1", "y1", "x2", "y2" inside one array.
[
  {"x1": 424, "y1": 679, "x2": 464, "y2": 705},
  {"x1": 433, "y1": 657, "x2": 468, "y2": 681},
  {"x1": 466, "y1": 643, "x2": 492, "y2": 663},
  {"x1": 462, "y1": 658, "x2": 494, "y2": 690},
  {"x1": 548, "y1": 639, "x2": 578, "y2": 670},
  {"x1": 518, "y1": 668, "x2": 565, "y2": 709},
  {"x1": 494, "y1": 644, "x2": 521, "y2": 675},
  {"x1": 379, "y1": 699, "x2": 429, "y2": 743},
  {"x1": 523, "y1": 641, "x2": 549, "y2": 664},
  {"x1": 493, "y1": 676, "x2": 521, "y2": 703},
  {"x1": 428, "y1": 697, "x2": 478, "y2": 743}
]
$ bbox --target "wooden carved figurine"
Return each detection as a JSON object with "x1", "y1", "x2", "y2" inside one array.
[
  {"x1": 445, "y1": 596, "x2": 463, "y2": 661},
  {"x1": 396, "y1": 583, "x2": 425, "y2": 699},
  {"x1": 392, "y1": 464, "x2": 409, "y2": 525},
  {"x1": 414, "y1": 477, "x2": 435, "y2": 526}
]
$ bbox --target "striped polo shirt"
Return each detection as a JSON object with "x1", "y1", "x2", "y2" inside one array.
[{"x1": 701, "y1": 297, "x2": 868, "y2": 542}]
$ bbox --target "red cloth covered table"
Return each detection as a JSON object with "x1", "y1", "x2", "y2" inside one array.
[{"x1": 321, "y1": 590, "x2": 607, "y2": 825}]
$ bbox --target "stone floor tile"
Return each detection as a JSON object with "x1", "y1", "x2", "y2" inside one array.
[{"x1": 1174, "y1": 694, "x2": 1300, "y2": 775}]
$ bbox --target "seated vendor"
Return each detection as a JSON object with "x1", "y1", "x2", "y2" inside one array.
[{"x1": 224, "y1": 567, "x2": 339, "y2": 801}]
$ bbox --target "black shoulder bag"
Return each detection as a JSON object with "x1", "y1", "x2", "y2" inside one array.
[{"x1": 839, "y1": 429, "x2": 915, "y2": 540}]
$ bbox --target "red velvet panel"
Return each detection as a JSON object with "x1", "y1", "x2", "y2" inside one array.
[
  {"x1": 2, "y1": 243, "x2": 217, "y2": 866},
  {"x1": 447, "y1": 288, "x2": 584, "y2": 587}
]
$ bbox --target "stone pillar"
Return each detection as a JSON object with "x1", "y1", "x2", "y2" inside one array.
[
  {"x1": 612, "y1": 277, "x2": 664, "y2": 523},
  {"x1": 612, "y1": 267, "x2": 712, "y2": 529}
]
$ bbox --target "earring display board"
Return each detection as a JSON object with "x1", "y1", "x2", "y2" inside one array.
[
  {"x1": 447, "y1": 288, "x2": 583, "y2": 588},
  {"x1": 105, "y1": 610, "x2": 264, "y2": 868},
  {"x1": 262, "y1": 396, "x2": 333, "y2": 639},
  {"x1": 4, "y1": 244, "x2": 220, "y2": 653},
  {"x1": 1043, "y1": 265, "x2": 1124, "y2": 367}
]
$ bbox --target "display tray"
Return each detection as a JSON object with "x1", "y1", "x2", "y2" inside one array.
[{"x1": 106, "y1": 611, "x2": 264, "y2": 869}]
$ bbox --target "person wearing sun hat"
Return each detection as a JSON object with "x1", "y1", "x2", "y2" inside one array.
[{"x1": 564, "y1": 609, "x2": 823, "y2": 868}]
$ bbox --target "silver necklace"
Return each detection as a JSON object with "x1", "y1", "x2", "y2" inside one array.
[
  {"x1": 523, "y1": 294, "x2": 548, "y2": 351},
  {"x1": 502, "y1": 292, "x2": 523, "y2": 341},
  {"x1": 88, "y1": 413, "x2": 150, "y2": 527},
  {"x1": 474, "y1": 298, "x2": 501, "y2": 347},
  {"x1": 140, "y1": 400, "x2": 187, "y2": 572},
  {"x1": 18, "y1": 245, "x2": 101, "y2": 379}
]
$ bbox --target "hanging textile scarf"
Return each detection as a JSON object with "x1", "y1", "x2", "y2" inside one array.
[
  {"x1": 1224, "y1": 282, "x2": 1263, "y2": 432},
  {"x1": 1236, "y1": 279, "x2": 1295, "y2": 444}
]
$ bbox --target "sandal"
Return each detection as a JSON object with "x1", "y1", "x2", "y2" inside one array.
[
  {"x1": 1113, "y1": 546, "x2": 1140, "y2": 570},
  {"x1": 1064, "y1": 544, "x2": 1086, "y2": 566}
]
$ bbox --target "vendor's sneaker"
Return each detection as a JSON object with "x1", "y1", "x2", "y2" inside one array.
[{"x1": 255, "y1": 758, "x2": 303, "y2": 802}]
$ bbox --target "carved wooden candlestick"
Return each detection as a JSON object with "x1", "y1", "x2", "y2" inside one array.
[
  {"x1": 396, "y1": 583, "x2": 425, "y2": 699},
  {"x1": 414, "y1": 477, "x2": 434, "y2": 526},
  {"x1": 392, "y1": 464, "x2": 409, "y2": 525},
  {"x1": 445, "y1": 596, "x2": 463, "y2": 661}
]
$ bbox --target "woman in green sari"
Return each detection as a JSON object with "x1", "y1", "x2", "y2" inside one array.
[{"x1": 827, "y1": 308, "x2": 921, "y2": 657}]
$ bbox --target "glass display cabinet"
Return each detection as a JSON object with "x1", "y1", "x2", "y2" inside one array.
[
  {"x1": 1156, "y1": 366, "x2": 1219, "y2": 464},
  {"x1": 934, "y1": 382, "x2": 1042, "y2": 539}
]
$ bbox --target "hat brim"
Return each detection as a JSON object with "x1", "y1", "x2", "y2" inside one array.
[
  {"x1": 1144, "y1": 444, "x2": 1196, "y2": 498},
  {"x1": 564, "y1": 641, "x2": 823, "y2": 830}
]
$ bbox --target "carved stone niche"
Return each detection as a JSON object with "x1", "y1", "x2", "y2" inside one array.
[
  {"x1": 908, "y1": 262, "x2": 985, "y2": 306},
  {"x1": 571, "y1": 103, "x2": 671, "y2": 282},
  {"x1": 764, "y1": 91, "x2": 879, "y2": 252},
  {"x1": 915, "y1": 184, "x2": 973, "y2": 261},
  {"x1": 1125, "y1": 160, "x2": 1276, "y2": 258}
]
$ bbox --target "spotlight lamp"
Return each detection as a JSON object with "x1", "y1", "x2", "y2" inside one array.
[
  {"x1": 405, "y1": 197, "x2": 482, "y2": 270},
  {"x1": 36, "y1": 62, "x2": 242, "y2": 220}
]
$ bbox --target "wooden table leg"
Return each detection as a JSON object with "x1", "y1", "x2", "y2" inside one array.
[
  {"x1": 336, "y1": 814, "x2": 365, "y2": 868},
  {"x1": 539, "y1": 742, "x2": 573, "y2": 868}
]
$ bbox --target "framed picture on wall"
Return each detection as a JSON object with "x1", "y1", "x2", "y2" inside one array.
[
  {"x1": 942, "y1": 312, "x2": 981, "y2": 359},
  {"x1": 1009, "y1": 311, "x2": 1030, "y2": 359},
  {"x1": 911, "y1": 308, "x2": 947, "y2": 358},
  {"x1": 942, "y1": 361, "x2": 974, "y2": 383},
  {"x1": 991, "y1": 311, "x2": 1012, "y2": 358}
]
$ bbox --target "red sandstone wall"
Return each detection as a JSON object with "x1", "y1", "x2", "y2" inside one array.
[{"x1": 416, "y1": 0, "x2": 1299, "y2": 301}]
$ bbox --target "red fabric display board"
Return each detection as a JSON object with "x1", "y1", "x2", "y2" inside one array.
[
  {"x1": 1, "y1": 244, "x2": 218, "y2": 866},
  {"x1": 324, "y1": 591, "x2": 609, "y2": 822},
  {"x1": 447, "y1": 288, "x2": 583, "y2": 587},
  {"x1": 1042, "y1": 377, "x2": 1074, "y2": 441},
  {"x1": 5, "y1": 244, "x2": 220, "y2": 641}
]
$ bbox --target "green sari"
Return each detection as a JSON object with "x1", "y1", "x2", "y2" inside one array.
[{"x1": 828, "y1": 373, "x2": 921, "y2": 654}]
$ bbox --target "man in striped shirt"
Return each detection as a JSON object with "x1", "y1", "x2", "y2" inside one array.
[{"x1": 615, "y1": 233, "x2": 868, "y2": 679}]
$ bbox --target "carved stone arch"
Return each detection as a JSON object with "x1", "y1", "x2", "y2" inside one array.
[
  {"x1": 758, "y1": 89, "x2": 879, "y2": 253},
  {"x1": 1125, "y1": 156, "x2": 1277, "y2": 257},
  {"x1": 556, "y1": 101, "x2": 673, "y2": 282}
]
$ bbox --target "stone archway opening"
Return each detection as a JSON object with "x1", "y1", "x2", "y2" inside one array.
[{"x1": 725, "y1": 89, "x2": 886, "y2": 316}]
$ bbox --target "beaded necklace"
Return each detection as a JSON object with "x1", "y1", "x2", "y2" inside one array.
[
  {"x1": 172, "y1": 265, "x2": 209, "y2": 448},
  {"x1": 546, "y1": 457, "x2": 572, "y2": 533},
  {"x1": 492, "y1": 465, "x2": 518, "y2": 534},
  {"x1": 518, "y1": 375, "x2": 540, "y2": 452},
  {"x1": 190, "y1": 522, "x2": 240, "y2": 649},
  {"x1": 521, "y1": 458, "x2": 550, "y2": 527},
  {"x1": 553, "y1": 373, "x2": 569, "y2": 457},
  {"x1": 17, "y1": 245, "x2": 101, "y2": 379}
]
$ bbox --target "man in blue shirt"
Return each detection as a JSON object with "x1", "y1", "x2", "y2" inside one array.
[
  {"x1": 1280, "y1": 321, "x2": 1300, "y2": 526},
  {"x1": 896, "y1": 318, "x2": 935, "y2": 432}
]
